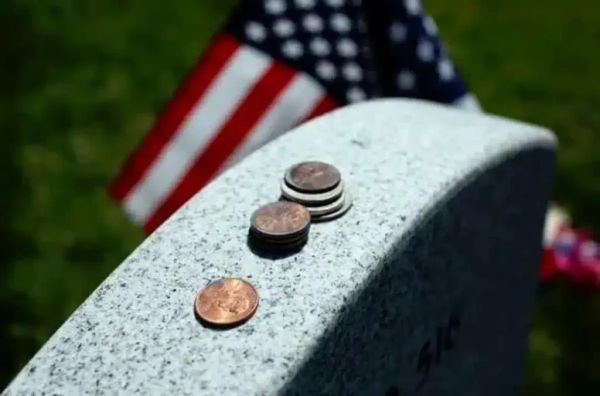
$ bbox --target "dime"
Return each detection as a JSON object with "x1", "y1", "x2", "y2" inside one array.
[
  {"x1": 311, "y1": 191, "x2": 353, "y2": 222},
  {"x1": 285, "y1": 161, "x2": 341, "y2": 193},
  {"x1": 195, "y1": 278, "x2": 259, "y2": 327},
  {"x1": 250, "y1": 201, "x2": 311, "y2": 239},
  {"x1": 280, "y1": 180, "x2": 344, "y2": 205},
  {"x1": 300, "y1": 193, "x2": 345, "y2": 216}
]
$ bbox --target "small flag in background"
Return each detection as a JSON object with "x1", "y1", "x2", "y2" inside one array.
[
  {"x1": 109, "y1": 0, "x2": 479, "y2": 232},
  {"x1": 540, "y1": 206, "x2": 600, "y2": 288}
]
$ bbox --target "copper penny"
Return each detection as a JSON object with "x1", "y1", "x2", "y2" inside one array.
[
  {"x1": 250, "y1": 201, "x2": 311, "y2": 239},
  {"x1": 249, "y1": 233, "x2": 309, "y2": 252},
  {"x1": 249, "y1": 227, "x2": 308, "y2": 245},
  {"x1": 285, "y1": 161, "x2": 341, "y2": 193},
  {"x1": 195, "y1": 278, "x2": 259, "y2": 327}
]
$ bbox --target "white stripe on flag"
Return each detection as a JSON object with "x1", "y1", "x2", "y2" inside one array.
[
  {"x1": 123, "y1": 46, "x2": 271, "y2": 224},
  {"x1": 223, "y1": 72, "x2": 325, "y2": 168},
  {"x1": 453, "y1": 93, "x2": 482, "y2": 112}
]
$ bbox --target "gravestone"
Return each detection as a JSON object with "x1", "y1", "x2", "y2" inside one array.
[{"x1": 2, "y1": 99, "x2": 556, "y2": 395}]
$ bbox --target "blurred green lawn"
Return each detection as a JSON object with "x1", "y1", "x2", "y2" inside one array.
[{"x1": 1, "y1": 0, "x2": 599, "y2": 393}]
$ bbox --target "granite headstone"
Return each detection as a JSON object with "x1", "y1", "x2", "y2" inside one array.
[{"x1": 3, "y1": 99, "x2": 556, "y2": 395}]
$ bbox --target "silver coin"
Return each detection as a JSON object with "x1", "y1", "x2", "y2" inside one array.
[
  {"x1": 280, "y1": 180, "x2": 344, "y2": 205},
  {"x1": 311, "y1": 191, "x2": 353, "y2": 222},
  {"x1": 302, "y1": 193, "x2": 345, "y2": 216}
]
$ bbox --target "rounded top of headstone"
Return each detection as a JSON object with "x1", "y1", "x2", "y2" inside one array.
[{"x1": 2, "y1": 99, "x2": 556, "y2": 396}]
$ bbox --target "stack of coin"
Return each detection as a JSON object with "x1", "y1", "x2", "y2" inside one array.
[
  {"x1": 249, "y1": 201, "x2": 311, "y2": 251},
  {"x1": 281, "y1": 161, "x2": 352, "y2": 222}
]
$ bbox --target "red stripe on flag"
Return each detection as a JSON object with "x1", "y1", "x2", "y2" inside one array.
[
  {"x1": 300, "y1": 95, "x2": 337, "y2": 123},
  {"x1": 109, "y1": 34, "x2": 240, "y2": 201},
  {"x1": 143, "y1": 63, "x2": 297, "y2": 232}
]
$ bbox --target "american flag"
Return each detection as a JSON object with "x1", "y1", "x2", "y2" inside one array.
[{"x1": 110, "y1": 0, "x2": 480, "y2": 232}]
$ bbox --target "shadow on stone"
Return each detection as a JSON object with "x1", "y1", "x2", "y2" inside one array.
[{"x1": 192, "y1": 309, "x2": 254, "y2": 331}]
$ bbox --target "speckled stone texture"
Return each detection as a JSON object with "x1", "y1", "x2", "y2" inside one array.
[{"x1": 3, "y1": 99, "x2": 555, "y2": 396}]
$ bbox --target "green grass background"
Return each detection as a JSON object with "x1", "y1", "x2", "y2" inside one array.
[{"x1": 1, "y1": 0, "x2": 599, "y2": 393}]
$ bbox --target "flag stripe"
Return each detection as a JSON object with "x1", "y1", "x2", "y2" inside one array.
[
  {"x1": 301, "y1": 95, "x2": 338, "y2": 123},
  {"x1": 111, "y1": 2, "x2": 483, "y2": 233},
  {"x1": 143, "y1": 62, "x2": 297, "y2": 232},
  {"x1": 110, "y1": 35, "x2": 239, "y2": 201},
  {"x1": 224, "y1": 72, "x2": 327, "y2": 168},
  {"x1": 123, "y1": 44, "x2": 271, "y2": 224}
]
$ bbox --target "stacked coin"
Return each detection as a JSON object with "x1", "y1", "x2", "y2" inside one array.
[
  {"x1": 249, "y1": 201, "x2": 311, "y2": 251},
  {"x1": 281, "y1": 161, "x2": 352, "y2": 222}
]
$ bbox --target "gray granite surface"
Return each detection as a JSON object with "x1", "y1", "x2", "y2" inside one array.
[{"x1": 3, "y1": 99, "x2": 555, "y2": 395}]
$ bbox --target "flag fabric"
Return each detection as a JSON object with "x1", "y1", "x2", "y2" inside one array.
[
  {"x1": 110, "y1": 0, "x2": 479, "y2": 232},
  {"x1": 540, "y1": 206, "x2": 600, "y2": 288}
]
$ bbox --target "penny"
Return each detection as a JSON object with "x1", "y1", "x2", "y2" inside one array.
[
  {"x1": 249, "y1": 233, "x2": 309, "y2": 252},
  {"x1": 195, "y1": 278, "x2": 259, "y2": 327},
  {"x1": 285, "y1": 161, "x2": 341, "y2": 193},
  {"x1": 280, "y1": 180, "x2": 344, "y2": 205},
  {"x1": 250, "y1": 201, "x2": 311, "y2": 239},
  {"x1": 311, "y1": 191, "x2": 353, "y2": 222},
  {"x1": 249, "y1": 227, "x2": 308, "y2": 245}
]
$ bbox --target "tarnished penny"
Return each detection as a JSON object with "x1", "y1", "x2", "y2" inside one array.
[
  {"x1": 249, "y1": 233, "x2": 308, "y2": 252},
  {"x1": 195, "y1": 278, "x2": 259, "y2": 327},
  {"x1": 250, "y1": 201, "x2": 311, "y2": 239},
  {"x1": 249, "y1": 227, "x2": 308, "y2": 245},
  {"x1": 285, "y1": 161, "x2": 341, "y2": 193}
]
